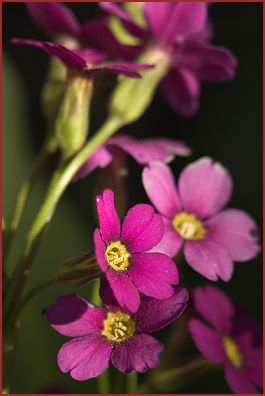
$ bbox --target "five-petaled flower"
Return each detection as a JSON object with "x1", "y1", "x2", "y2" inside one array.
[
  {"x1": 94, "y1": 189, "x2": 179, "y2": 313},
  {"x1": 99, "y1": 2, "x2": 237, "y2": 117},
  {"x1": 189, "y1": 285, "x2": 262, "y2": 394},
  {"x1": 47, "y1": 281, "x2": 188, "y2": 380},
  {"x1": 74, "y1": 134, "x2": 191, "y2": 180},
  {"x1": 143, "y1": 158, "x2": 260, "y2": 281}
]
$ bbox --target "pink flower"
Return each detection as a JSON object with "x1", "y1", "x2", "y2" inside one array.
[
  {"x1": 143, "y1": 158, "x2": 260, "y2": 281},
  {"x1": 99, "y1": 2, "x2": 237, "y2": 117},
  {"x1": 47, "y1": 283, "x2": 188, "y2": 380},
  {"x1": 74, "y1": 134, "x2": 191, "y2": 181},
  {"x1": 94, "y1": 189, "x2": 179, "y2": 313},
  {"x1": 189, "y1": 285, "x2": 262, "y2": 393}
]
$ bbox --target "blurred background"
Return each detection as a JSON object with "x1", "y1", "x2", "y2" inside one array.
[{"x1": 3, "y1": 2, "x2": 262, "y2": 394}]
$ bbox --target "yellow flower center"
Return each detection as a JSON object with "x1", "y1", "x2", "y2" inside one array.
[
  {"x1": 102, "y1": 311, "x2": 135, "y2": 343},
  {"x1": 223, "y1": 336, "x2": 243, "y2": 368},
  {"x1": 172, "y1": 212, "x2": 206, "y2": 240},
  {"x1": 105, "y1": 241, "x2": 130, "y2": 271}
]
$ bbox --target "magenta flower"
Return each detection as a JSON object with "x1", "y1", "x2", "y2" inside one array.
[
  {"x1": 47, "y1": 284, "x2": 188, "y2": 380},
  {"x1": 26, "y1": 2, "x2": 136, "y2": 60},
  {"x1": 11, "y1": 38, "x2": 151, "y2": 79},
  {"x1": 94, "y1": 189, "x2": 179, "y2": 313},
  {"x1": 74, "y1": 134, "x2": 191, "y2": 181},
  {"x1": 143, "y1": 158, "x2": 260, "y2": 281},
  {"x1": 189, "y1": 285, "x2": 262, "y2": 393},
  {"x1": 100, "y1": 2, "x2": 237, "y2": 117}
]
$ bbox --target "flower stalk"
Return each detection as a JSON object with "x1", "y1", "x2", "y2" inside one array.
[{"x1": 3, "y1": 114, "x2": 122, "y2": 328}]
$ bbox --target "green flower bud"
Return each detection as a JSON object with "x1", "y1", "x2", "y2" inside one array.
[
  {"x1": 55, "y1": 71, "x2": 93, "y2": 157},
  {"x1": 58, "y1": 251, "x2": 102, "y2": 286},
  {"x1": 109, "y1": 48, "x2": 170, "y2": 125},
  {"x1": 41, "y1": 57, "x2": 67, "y2": 124}
]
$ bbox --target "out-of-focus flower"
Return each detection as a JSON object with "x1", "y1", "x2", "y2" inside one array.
[
  {"x1": 94, "y1": 189, "x2": 179, "y2": 313},
  {"x1": 189, "y1": 285, "x2": 262, "y2": 393},
  {"x1": 47, "y1": 283, "x2": 188, "y2": 380},
  {"x1": 11, "y1": 38, "x2": 151, "y2": 79},
  {"x1": 74, "y1": 134, "x2": 191, "y2": 181},
  {"x1": 12, "y1": 38, "x2": 151, "y2": 156},
  {"x1": 100, "y1": 2, "x2": 237, "y2": 117},
  {"x1": 143, "y1": 158, "x2": 260, "y2": 281}
]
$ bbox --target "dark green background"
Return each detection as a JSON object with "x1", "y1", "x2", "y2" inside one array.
[{"x1": 3, "y1": 2, "x2": 262, "y2": 393}]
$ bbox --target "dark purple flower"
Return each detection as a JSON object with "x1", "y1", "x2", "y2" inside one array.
[
  {"x1": 143, "y1": 159, "x2": 260, "y2": 281},
  {"x1": 99, "y1": 2, "x2": 237, "y2": 117},
  {"x1": 11, "y1": 38, "x2": 152, "y2": 79},
  {"x1": 94, "y1": 189, "x2": 179, "y2": 313},
  {"x1": 189, "y1": 285, "x2": 262, "y2": 394},
  {"x1": 74, "y1": 134, "x2": 191, "y2": 181},
  {"x1": 47, "y1": 284, "x2": 188, "y2": 380}
]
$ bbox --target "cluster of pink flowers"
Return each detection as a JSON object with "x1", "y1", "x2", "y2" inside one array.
[{"x1": 13, "y1": 2, "x2": 260, "y2": 393}]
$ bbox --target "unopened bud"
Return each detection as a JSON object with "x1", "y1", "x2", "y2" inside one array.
[
  {"x1": 109, "y1": 48, "x2": 170, "y2": 125},
  {"x1": 55, "y1": 71, "x2": 93, "y2": 157},
  {"x1": 58, "y1": 251, "x2": 102, "y2": 286}
]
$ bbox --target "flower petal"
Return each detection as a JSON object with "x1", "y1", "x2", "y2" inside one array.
[
  {"x1": 148, "y1": 216, "x2": 183, "y2": 257},
  {"x1": 74, "y1": 145, "x2": 113, "y2": 181},
  {"x1": 161, "y1": 67, "x2": 200, "y2": 117},
  {"x1": 11, "y1": 39, "x2": 86, "y2": 69},
  {"x1": 111, "y1": 334, "x2": 163, "y2": 373},
  {"x1": 178, "y1": 157, "x2": 233, "y2": 218},
  {"x1": 144, "y1": 3, "x2": 173, "y2": 37},
  {"x1": 235, "y1": 332, "x2": 262, "y2": 388},
  {"x1": 193, "y1": 286, "x2": 234, "y2": 333},
  {"x1": 26, "y1": 2, "x2": 80, "y2": 37},
  {"x1": 81, "y1": 18, "x2": 140, "y2": 60},
  {"x1": 180, "y1": 41, "x2": 237, "y2": 82},
  {"x1": 189, "y1": 319, "x2": 225, "y2": 363},
  {"x1": 99, "y1": 277, "x2": 119, "y2": 309},
  {"x1": 47, "y1": 294, "x2": 106, "y2": 337},
  {"x1": 93, "y1": 229, "x2": 108, "y2": 272},
  {"x1": 96, "y1": 189, "x2": 121, "y2": 243},
  {"x1": 129, "y1": 253, "x2": 179, "y2": 299},
  {"x1": 58, "y1": 335, "x2": 113, "y2": 380},
  {"x1": 184, "y1": 239, "x2": 234, "y2": 281},
  {"x1": 136, "y1": 287, "x2": 189, "y2": 333},
  {"x1": 225, "y1": 362, "x2": 258, "y2": 394},
  {"x1": 110, "y1": 135, "x2": 191, "y2": 164},
  {"x1": 205, "y1": 209, "x2": 260, "y2": 261},
  {"x1": 142, "y1": 162, "x2": 181, "y2": 218},
  {"x1": 162, "y1": 3, "x2": 207, "y2": 44},
  {"x1": 121, "y1": 204, "x2": 155, "y2": 245},
  {"x1": 91, "y1": 61, "x2": 152, "y2": 78},
  {"x1": 100, "y1": 2, "x2": 146, "y2": 39},
  {"x1": 126, "y1": 213, "x2": 164, "y2": 253},
  {"x1": 106, "y1": 269, "x2": 140, "y2": 313}
]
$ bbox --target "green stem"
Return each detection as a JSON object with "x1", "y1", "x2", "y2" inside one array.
[
  {"x1": 138, "y1": 356, "x2": 221, "y2": 393},
  {"x1": 8, "y1": 274, "x2": 59, "y2": 328},
  {"x1": 91, "y1": 278, "x2": 101, "y2": 306},
  {"x1": 3, "y1": 135, "x2": 57, "y2": 268},
  {"x1": 97, "y1": 371, "x2": 110, "y2": 394},
  {"x1": 3, "y1": 114, "x2": 122, "y2": 327},
  {"x1": 127, "y1": 372, "x2": 138, "y2": 394}
]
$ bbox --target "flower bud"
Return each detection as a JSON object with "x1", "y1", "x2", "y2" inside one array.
[
  {"x1": 55, "y1": 70, "x2": 93, "y2": 157},
  {"x1": 58, "y1": 251, "x2": 102, "y2": 286},
  {"x1": 41, "y1": 57, "x2": 67, "y2": 124},
  {"x1": 108, "y1": 48, "x2": 170, "y2": 125}
]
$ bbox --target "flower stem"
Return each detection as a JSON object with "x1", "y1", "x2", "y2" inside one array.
[
  {"x1": 7, "y1": 273, "x2": 59, "y2": 329},
  {"x1": 3, "y1": 114, "x2": 122, "y2": 325},
  {"x1": 97, "y1": 371, "x2": 110, "y2": 394},
  {"x1": 127, "y1": 372, "x2": 138, "y2": 394},
  {"x1": 3, "y1": 135, "x2": 57, "y2": 268},
  {"x1": 138, "y1": 356, "x2": 221, "y2": 393}
]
